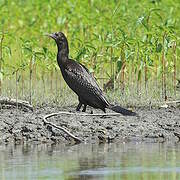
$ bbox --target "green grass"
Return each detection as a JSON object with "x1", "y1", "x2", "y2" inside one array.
[{"x1": 0, "y1": 0, "x2": 180, "y2": 106}]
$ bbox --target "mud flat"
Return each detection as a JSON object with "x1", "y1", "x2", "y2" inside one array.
[{"x1": 0, "y1": 105, "x2": 180, "y2": 145}]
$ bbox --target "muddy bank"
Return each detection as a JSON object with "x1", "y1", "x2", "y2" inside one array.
[{"x1": 0, "y1": 105, "x2": 180, "y2": 145}]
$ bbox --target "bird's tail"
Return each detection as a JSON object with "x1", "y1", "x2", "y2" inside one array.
[{"x1": 108, "y1": 105, "x2": 137, "y2": 116}]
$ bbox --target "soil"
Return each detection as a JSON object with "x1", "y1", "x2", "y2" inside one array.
[{"x1": 0, "y1": 104, "x2": 180, "y2": 145}]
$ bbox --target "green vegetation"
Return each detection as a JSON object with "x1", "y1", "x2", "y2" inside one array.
[{"x1": 0, "y1": 0, "x2": 179, "y2": 106}]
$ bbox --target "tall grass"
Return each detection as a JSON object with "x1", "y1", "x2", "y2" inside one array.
[{"x1": 0, "y1": 0, "x2": 179, "y2": 106}]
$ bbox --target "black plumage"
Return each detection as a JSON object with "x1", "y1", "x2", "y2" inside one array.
[{"x1": 48, "y1": 32, "x2": 136, "y2": 116}]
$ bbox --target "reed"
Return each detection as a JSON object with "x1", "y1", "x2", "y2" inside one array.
[{"x1": 0, "y1": 0, "x2": 179, "y2": 105}]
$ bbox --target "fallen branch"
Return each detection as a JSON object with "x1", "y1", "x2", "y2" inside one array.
[
  {"x1": 0, "y1": 98, "x2": 33, "y2": 111},
  {"x1": 43, "y1": 113, "x2": 82, "y2": 143},
  {"x1": 42, "y1": 111, "x2": 123, "y2": 144},
  {"x1": 43, "y1": 111, "x2": 123, "y2": 117},
  {"x1": 158, "y1": 100, "x2": 180, "y2": 108}
]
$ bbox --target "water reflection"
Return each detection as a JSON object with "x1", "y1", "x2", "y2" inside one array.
[{"x1": 0, "y1": 143, "x2": 180, "y2": 179}]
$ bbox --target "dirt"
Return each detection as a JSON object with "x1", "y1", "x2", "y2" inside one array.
[{"x1": 0, "y1": 104, "x2": 180, "y2": 145}]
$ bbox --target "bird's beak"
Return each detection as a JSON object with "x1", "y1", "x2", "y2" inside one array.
[{"x1": 44, "y1": 33, "x2": 56, "y2": 40}]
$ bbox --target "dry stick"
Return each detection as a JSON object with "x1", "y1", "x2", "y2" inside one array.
[
  {"x1": 43, "y1": 113, "x2": 82, "y2": 143},
  {"x1": 42, "y1": 112, "x2": 123, "y2": 143},
  {"x1": 173, "y1": 41, "x2": 177, "y2": 97},
  {"x1": 0, "y1": 98, "x2": 33, "y2": 111},
  {"x1": 44, "y1": 111, "x2": 123, "y2": 117}
]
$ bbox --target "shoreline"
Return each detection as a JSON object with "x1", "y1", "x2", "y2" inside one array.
[{"x1": 0, "y1": 105, "x2": 180, "y2": 145}]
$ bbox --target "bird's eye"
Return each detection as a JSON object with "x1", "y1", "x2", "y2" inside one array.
[{"x1": 55, "y1": 32, "x2": 58, "y2": 36}]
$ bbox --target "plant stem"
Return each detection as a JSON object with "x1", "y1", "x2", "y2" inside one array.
[
  {"x1": 0, "y1": 31, "x2": 4, "y2": 95},
  {"x1": 42, "y1": 70, "x2": 45, "y2": 94},
  {"x1": 110, "y1": 46, "x2": 113, "y2": 81},
  {"x1": 33, "y1": 62, "x2": 36, "y2": 93},
  {"x1": 144, "y1": 56, "x2": 148, "y2": 95},
  {"x1": 55, "y1": 68, "x2": 58, "y2": 102},
  {"x1": 15, "y1": 70, "x2": 18, "y2": 109},
  {"x1": 120, "y1": 46, "x2": 125, "y2": 93},
  {"x1": 21, "y1": 70, "x2": 24, "y2": 97},
  {"x1": 29, "y1": 56, "x2": 33, "y2": 105},
  {"x1": 161, "y1": 32, "x2": 167, "y2": 101},
  {"x1": 173, "y1": 41, "x2": 176, "y2": 97},
  {"x1": 50, "y1": 70, "x2": 53, "y2": 92}
]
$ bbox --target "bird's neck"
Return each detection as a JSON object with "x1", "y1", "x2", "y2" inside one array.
[
  {"x1": 58, "y1": 42, "x2": 69, "y2": 54},
  {"x1": 57, "y1": 43, "x2": 69, "y2": 65}
]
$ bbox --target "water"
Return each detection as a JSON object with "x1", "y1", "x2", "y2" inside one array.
[{"x1": 0, "y1": 142, "x2": 180, "y2": 180}]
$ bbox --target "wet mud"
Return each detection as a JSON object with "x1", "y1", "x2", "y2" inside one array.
[{"x1": 0, "y1": 105, "x2": 180, "y2": 145}]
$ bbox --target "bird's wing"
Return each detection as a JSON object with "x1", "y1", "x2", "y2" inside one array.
[
  {"x1": 79, "y1": 63, "x2": 103, "y2": 93},
  {"x1": 67, "y1": 59, "x2": 103, "y2": 92},
  {"x1": 64, "y1": 59, "x2": 109, "y2": 106}
]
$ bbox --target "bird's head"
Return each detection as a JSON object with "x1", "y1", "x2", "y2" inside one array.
[
  {"x1": 47, "y1": 32, "x2": 69, "y2": 52},
  {"x1": 47, "y1": 32, "x2": 66, "y2": 44}
]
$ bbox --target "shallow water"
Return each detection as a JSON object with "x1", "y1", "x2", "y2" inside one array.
[{"x1": 0, "y1": 142, "x2": 180, "y2": 180}]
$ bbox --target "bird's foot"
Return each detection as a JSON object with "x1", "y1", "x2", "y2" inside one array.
[
  {"x1": 76, "y1": 102, "x2": 82, "y2": 111},
  {"x1": 82, "y1": 105, "x2": 87, "y2": 112}
]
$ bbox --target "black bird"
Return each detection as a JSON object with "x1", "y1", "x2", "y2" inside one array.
[{"x1": 47, "y1": 32, "x2": 136, "y2": 116}]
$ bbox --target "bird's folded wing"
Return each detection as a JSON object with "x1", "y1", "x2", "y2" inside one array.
[
  {"x1": 64, "y1": 62, "x2": 109, "y2": 106},
  {"x1": 66, "y1": 60, "x2": 103, "y2": 93}
]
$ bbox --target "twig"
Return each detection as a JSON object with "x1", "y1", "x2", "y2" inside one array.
[
  {"x1": 42, "y1": 111, "x2": 123, "y2": 144},
  {"x1": 42, "y1": 113, "x2": 82, "y2": 143},
  {"x1": 43, "y1": 111, "x2": 123, "y2": 117},
  {"x1": 0, "y1": 98, "x2": 33, "y2": 111},
  {"x1": 159, "y1": 100, "x2": 180, "y2": 104}
]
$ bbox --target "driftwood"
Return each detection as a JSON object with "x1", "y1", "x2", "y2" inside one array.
[
  {"x1": 42, "y1": 111, "x2": 123, "y2": 144},
  {"x1": 43, "y1": 111, "x2": 123, "y2": 117},
  {"x1": 42, "y1": 113, "x2": 82, "y2": 143},
  {"x1": 0, "y1": 98, "x2": 33, "y2": 111}
]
